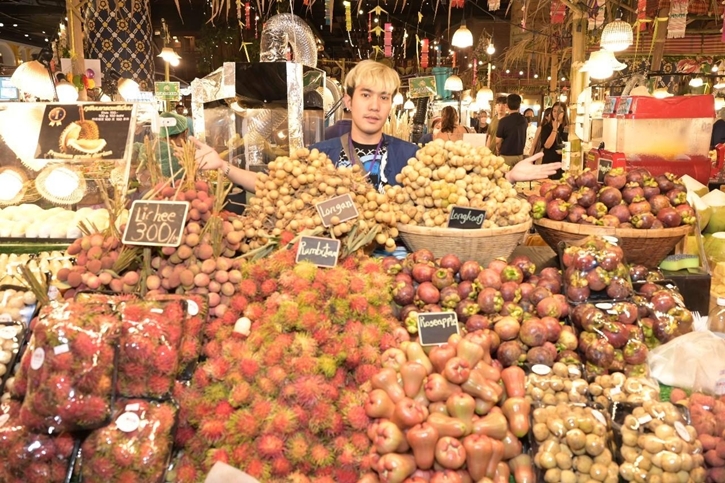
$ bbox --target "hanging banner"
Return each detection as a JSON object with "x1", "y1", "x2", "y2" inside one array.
[
  {"x1": 667, "y1": 0, "x2": 688, "y2": 38},
  {"x1": 421, "y1": 38, "x2": 429, "y2": 69},
  {"x1": 551, "y1": 0, "x2": 567, "y2": 23},
  {"x1": 245, "y1": 3, "x2": 251, "y2": 30},
  {"x1": 637, "y1": 0, "x2": 648, "y2": 31},
  {"x1": 384, "y1": 23, "x2": 393, "y2": 57}
]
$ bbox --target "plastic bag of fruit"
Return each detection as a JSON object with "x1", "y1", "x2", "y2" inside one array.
[
  {"x1": 0, "y1": 399, "x2": 78, "y2": 482},
  {"x1": 648, "y1": 331, "x2": 725, "y2": 394},
  {"x1": 147, "y1": 293, "x2": 208, "y2": 379},
  {"x1": 633, "y1": 282, "x2": 693, "y2": 348},
  {"x1": 560, "y1": 235, "x2": 633, "y2": 303},
  {"x1": 17, "y1": 301, "x2": 120, "y2": 433},
  {"x1": 115, "y1": 299, "x2": 185, "y2": 398},
  {"x1": 525, "y1": 362, "x2": 589, "y2": 406},
  {"x1": 588, "y1": 371, "x2": 660, "y2": 410},
  {"x1": 80, "y1": 398, "x2": 177, "y2": 483}
]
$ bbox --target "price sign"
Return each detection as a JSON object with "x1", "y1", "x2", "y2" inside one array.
[
  {"x1": 602, "y1": 97, "x2": 617, "y2": 115},
  {"x1": 295, "y1": 236, "x2": 341, "y2": 268},
  {"x1": 447, "y1": 206, "x2": 487, "y2": 229},
  {"x1": 154, "y1": 81, "x2": 181, "y2": 101},
  {"x1": 617, "y1": 97, "x2": 633, "y2": 116},
  {"x1": 315, "y1": 193, "x2": 359, "y2": 228},
  {"x1": 122, "y1": 200, "x2": 189, "y2": 247},
  {"x1": 597, "y1": 159, "x2": 612, "y2": 184},
  {"x1": 417, "y1": 312, "x2": 460, "y2": 346}
]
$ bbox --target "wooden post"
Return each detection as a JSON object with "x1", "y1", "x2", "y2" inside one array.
[
  {"x1": 651, "y1": 7, "x2": 670, "y2": 71},
  {"x1": 67, "y1": 0, "x2": 87, "y2": 100},
  {"x1": 549, "y1": 53, "x2": 559, "y2": 99},
  {"x1": 562, "y1": 1, "x2": 589, "y2": 173}
]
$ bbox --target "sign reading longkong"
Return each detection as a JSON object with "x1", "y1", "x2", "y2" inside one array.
[
  {"x1": 315, "y1": 193, "x2": 360, "y2": 228},
  {"x1": 447, "y1": 206, "x2": 487, "y2": 229},
  {"x1": 417, "y1": 312, "x2": 460, "y2": 346},
  {"x1": 295, "y1": 236, "x2": 341, "y2": 268},
  {"x1": 122, "y1": 200, "x2": 189, "y2": 247}
]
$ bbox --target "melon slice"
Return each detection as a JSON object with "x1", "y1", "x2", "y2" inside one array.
[
  {"x1": 686, "y1": 191, "x2": 712, "y2": 231},
  {"x1": 705, "y1": 232, "x2": 725, "y2": 264},
  {"x1": 702, "y1": 190, "x2": 725, "y2": 234},
  {"x1": 681, "y1": 174, "x2": 709, "y2": 198}
]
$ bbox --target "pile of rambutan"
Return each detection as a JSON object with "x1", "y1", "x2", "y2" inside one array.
[
  {"x1": 0, "y1": 400, "x2": 77, "y2": 483},
  {"x1": 115, "y1": 299, "x2": 185, "y2": 398},
  {"x1": 170, "y1": 248, "x2": 409, "y2": 482},
  {"x1": 15, "y1": 301, "x2": 119, "y2": 433},
  {"x1": 80, "y1": 398, "x2": 177, "y2": 483}
]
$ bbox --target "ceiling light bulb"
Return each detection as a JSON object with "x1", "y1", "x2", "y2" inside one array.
[
  {"x1": 476, "y1": 87, "x2": 493, "y2": 105},
  {"x1": 600, "y1": 17, "x2": 633, "y2": 52},
  {"x1": 486, "y1": 44, "x2": 495, "y2": 55},
  {"x1": 444, "y1": 75, "x2": 463, "y2": 92},
  {"x1": 451, "y1": 23, "x2": 473, "y2": 48},
  {"x1": 559, "y1": 94, "x2": 568, "y2": 102}
]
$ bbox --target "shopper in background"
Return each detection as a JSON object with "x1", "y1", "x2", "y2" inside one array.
[
  {"x1": 529, "y1": 107, "x2": 552, "y2": 156},
  {"x1": 487, "y1": 96, "x2": 508, "y2": 153},
  {"x1": 418, "y1": 117, "x2": 441, "y2": 145},
  {"x1": 434, "y1": 106, "x2": 471, "y2": 142},
  {"x1": 324, "y1": 108, "x2": 353, "y2": 140},
  {"x1": 523, "y1": 108, "x2": 534, "y2": 123},
  {"x1": 495, "y1": 94, "x2": 528, "y2": 166},
  {"x1": 523, "y1": 108, "x2": 537, "y2": 157},
  {"x1": 711, "y1": 107, "x2": 725, "y2": 149},
  {"x1": 476, "y1": 110, "x2": 489, "y2": 134},
  {"x1": 175, "y1": 103, "x2": 194, "y2": 136},
  {"x1": 539, "y1": 101, "x2": 569, "y2": 179},
  {"x1": 185, "y1": 61, "x2": 562, "y2": 189}
]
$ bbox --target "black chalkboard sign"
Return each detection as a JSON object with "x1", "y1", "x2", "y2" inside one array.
[
  {"x1": 447, "y1": 206, "x2": 487, "y2": 229},
  {"x1": 417, "y1": 312, "x2": 460, "y2": 346},
  {"x1": 122, "y1": 200, "x2": 189, "y2": 247},
  {"x1": 295, "y1": 236, "x2": 341, "y2": 268},
  {"x1": 598, "y1": 159, "x2": 612, "y2": 184},
  {"x1": 315, "y1": 193, "x2": 359, "y2": 227}
]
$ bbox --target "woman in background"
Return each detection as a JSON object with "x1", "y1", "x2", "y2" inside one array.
[
  {"x1": 528, "y1": 107, "x2": 552, "y2": 157},
  {"x1": 433, "y1": 106, "x2": 471, "y2": 142},
  {"x1": 539, "y1": 102, "x2": 568, "y2": 179}
]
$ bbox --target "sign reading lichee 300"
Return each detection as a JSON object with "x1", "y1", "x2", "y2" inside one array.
[
  {"x1": 447, "y1": 206, "x2": 487, "y2": 229},
  {"x1": 417, "y1": 312, "x2": 460, "y2": 346},
  {"x1": 295, "y1": 236, "x2": 341, "y2": 268},
  {"x1": 122, "y1": 200, "x2": 189, "y2": 247}
]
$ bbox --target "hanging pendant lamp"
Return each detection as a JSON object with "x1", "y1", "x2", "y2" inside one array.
[{"x1": 600, "y1": 11, "x2": 633, "y2": 52}]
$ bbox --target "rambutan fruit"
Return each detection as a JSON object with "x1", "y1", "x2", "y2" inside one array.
[
  {"x1": 296, "y1": 290, "x2": 319, "y2": 307},
  {"x1": 344, "y1": 348, "x2": 362, "y2": 368},
  {"x1": 257, "y1": 434, "x2": 285, "y2": 459},
  {"x1": 230, "y1": 295, "x2": 249, "y2": 312},
  {"x1": 119, "y1": 361, "x2": 147, "y2": 381},
  {"x1": 291, "y1": 375, "x2": 327, "y2": 406},
  {"x1": 271, "y1": 455, "x2": 292, "y2": 477},
  {"x1": 256, "y1": 376, "x2": 278, "y2": 397},
  {"x1": 288, "y1": 472, "x2": 313, "y2": 483},
  {"x1": 309, "y1": 444, "x2": 334, "y2": 468},
  {"x1": 260, "y1": 279, "x2": 278, "y2": 297},
  {"x1": 231, "y1": 443, "x2": 252, "y2": 467},
  {"x1": 354, "y1": 364, "x2": 379, "y2": 386},
  {"x1": 290, "y1": 404, "x2": 310, "y2": 427},
  {"x1": 293, "y1": 262, "x2": 318, "y2": 282},
  {"x1": 349, "y1": 275, "x2": 367, "y2": 294},
  {"x1": 174, "y1": 425, "x2": 195, "y2": 447},
  {"x1": 176, "y1": 460, "x2": 198, "y2": 483},
  {"x1": 244, "y1": 459, "x2": 270, "y2": 481},
  {"x1": 227, "y1": 410, "x2": 259, "y2": 439},
  {"x1": 54, "y1": 433, "x2": 76, "y2": 458},
  {"x1": 350, "y1": 432, "x2": 370, "y2": 453},
  {"x1": 214, "y1": 400, "x2": 234, "y2": 419},
  {"x1": 379, "y1": 333, "x2": 397, "y2": 351},
  {"x1": 220, "y1": 310, "x2": 238, "y2": 326},
  {"x1": 269, "y1": 407, "x2": 298, "y2": 435},
  {"x1": 228, "y1": 381, "x2": 251, "y2": 407},
  {"x1": 205, "y1": 357, "x2": 230, "y2": 381},
  {"x1": 251, "y1": 398, "x2": 273, "y2": 420},
  {"x1": 179, "y1": 339, "x2": 200, "y2": 362},
  {"x1": 334, "y1": 467, "x2": 360, "y2": 483},
  {"x1": 360, "y1": 325, "x2": 382, "y2": 346},
  {"x1": 237, "y1": 279, "x2": 258, "y2": 298},
  {"x1": 50, "y1": 351, "x2": 73, "y2": 372},
  {"x1": 147, "y1": 373, "x2": 173, "y2": 396},
  {"x1": 115, "y1": 470, "x2": 140, "y2": 483},
  {"x1": 262, "y1": 346, "x2": 284, "y2": 367},
  {"x1": 88, "y1": 456, "x2": 115, "y2": 479},
  {"x1": 193, "y1": 367, "x2": 210, "y2": 388},
  {"x1": 297, "y1": 311, "x2": 321, "y2": 333},
  {"x1": 243, "y1": 303, "x2": 264, "y2": 321},
  {"x1": 290, "y1": 333, "x2": 318, "y2": 357},
  {"x1": 154, "y1": 345, "x2": 178, "y2": 374},
  {"x1": 78, "y1": 395, "x2": 110, "y2": 426},
  {"x1": 209, "y1": 447, "x2": 230, "y2": 465},
  {"x1": 345, "y1": 405, "x2": 370, "y2": 431},
  {"x1": 204, "y1": 320, "x2": 224, "y2": 343},
  {"x1": 316, "y1": 355, "x2": 338, "y2": 378},
  {"x1": 238, "y1": 356, "x2": 260, "y2": 381},
  {"x1": 360, "y1": 344, "x2": 380, "y2": 364},
  {"x1": 266, "y1": 366, "x2": 287, "y2": 385},
  {"x1": 72, "y1": 331, "x2": 100, "y2": 359},
  {"x1": 286, "y1": 433, "x2": 310, "y2": 463},
  {"x1": 111, "y1": 444, "x2": 135, "y2": 467},
  {"x1": 198, "y1": 418, "x2": 226, "y2": 443}
]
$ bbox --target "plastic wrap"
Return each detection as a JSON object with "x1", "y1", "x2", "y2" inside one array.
[
  {"x1": 0, "y1": 399, "x2": 78, "y2": 482},
  {"x1": 648, "y1": 331, "x2": 725, "y2": 393},
  {"x1": 588, "y1": 372, "x2": 660, "y2": 409},
  {"x1": 525, "y1": 362, "x2": 589, "y2": 406},
  {"x1": 259, "y1": 13, "x2": 318, "y2": 68},
  {"x1": 633, "y1": 281, "x2": 693, "y2": 349},
  {"x1": 0, "y1": 321, "x2": 25, "y2": 395},
  {"x1": 612, "y1": 401, "x2": 706, "y2": 482},
  {"x1": 17, "y1": 301, "x2": 119, "y2": 433},
  {"x1": 531, "y1": 403, "x2": 618, "y2": 483},
  {"x1": 115, "y1": 299, "x2": 185, "y2": 399},
  {"x1": 80, "y1": 398, "x2": 178, "y2": 483},
  {"x1": 147, "y1": 293, "x2": 208, "y2": 379},
  {"x1": 560, "y1": 235, "x2": 633, "y2": 303},
  {"x1": 570, "y1": 301, "x2": 648, "y2": 377}
]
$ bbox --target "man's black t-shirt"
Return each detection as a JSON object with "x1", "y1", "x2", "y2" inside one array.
[{"x1": 496, "y1": 112, "x2": 528, "y2": 155}]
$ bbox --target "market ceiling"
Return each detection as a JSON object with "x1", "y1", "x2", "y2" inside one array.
[{"x1": 0, "y1": 0, "x2": 513, "y2": 53}]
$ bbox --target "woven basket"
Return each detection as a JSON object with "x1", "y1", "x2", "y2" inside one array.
[
  {"x1": 397, "y1": 221, "x2": 532, "y2": 265},
  {"x1": 533, "y1": 218, "x2": 692, "y2": 268}
]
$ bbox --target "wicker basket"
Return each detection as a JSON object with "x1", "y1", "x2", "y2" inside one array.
[
  {"x1": 533, "y1": 218, "x2": 692, "y2": 268},
  {"x1": 396, "y1": 221, "x2": 532, "y2": 265}
]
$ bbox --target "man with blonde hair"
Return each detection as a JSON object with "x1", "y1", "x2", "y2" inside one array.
[{"x1": 187, "y1": 60, "x2": 561, "y2": 189}]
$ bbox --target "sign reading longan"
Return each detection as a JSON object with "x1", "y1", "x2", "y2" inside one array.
[
  {"x1": 447, "y1": 206, "x2": 487, "y2": 229},
  {"x1": 417, "y1": 312, "x2": 460, "y2": 346},
  {"x1": 295, "y1": 236, "x2": 341, "y2": 268},
  {"x1": 314, "y1": 193, "x2": 359, "y2": 228},
  {"x1": 122, "y1": 200, "x2": 189, "y2": 247}
]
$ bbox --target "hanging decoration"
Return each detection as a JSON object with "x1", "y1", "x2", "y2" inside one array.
[
  {"x1": 636, "y1": 0, "x2": 648, "y2": 31},
  {"x1": 489, "y1": 0, "x2": 501, "y2": 11},
  {"x1": 451, "y1": 0, "x2": 465, "y2": 8},
  {"x1": 402, "y1": 29, "x2": 408, "y2": 58},
  {"x1": 421, "y1": 37, "x2": 429, "y2": 69},
  {"x1": 384, "y1": 23, "x2": 393, "y2": 57},
  {"x1": 344, "y1": 1, "x2": 352, "y2": 31},
  {"x1": 255, "y1": 13, "x2": 259, "y2": 38},
  {"x1": 236, "y1": 0, "x2": 244, "y2": 32},
  {"x1": 325, "y1": 0, "x2": 333, "y2": 30},
  {"x1": 370, "y1": 25, "x2": 384, "y2": 38},
  {"x1": 452, "y1": 51, "x2": 457, "y2": 68},
  {"x1": 551, "y1": 0, "x2": 567, "y2": 23},
  {"x1": 245, "y1": 3, "x2": 251, "y2": 30},
  {"x1": 521, "y1": 0, "x2": 527, "y2": 29},
  {"x1": 667, "y1": 0, "x2": 688, "y2": 38},
  {"x1": 368, "y1": 12, "x2": 372, "y2": 42},
  {"x1": 587, "y1": 0, "x2": 606, "y2": 30},
  {"x1": 473, "y1": 57, "x2": 478, "y2": 86}
]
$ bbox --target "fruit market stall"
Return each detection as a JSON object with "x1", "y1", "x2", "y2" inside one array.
[{"x1": 0, "y1": 134, "x2": 723, "y2": 483}]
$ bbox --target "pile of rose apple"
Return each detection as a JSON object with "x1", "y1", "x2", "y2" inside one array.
[
  {"x1": 361, "y1": 336, "x2": 533, "y2": 483},
  {"x1": 388, "y1": 250, "x2": 578, "y2": 367}
]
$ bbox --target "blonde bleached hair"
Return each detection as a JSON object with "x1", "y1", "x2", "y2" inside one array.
[{"x1": 345, "y1": 60, "x2": 400, "y2": 98}]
